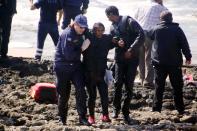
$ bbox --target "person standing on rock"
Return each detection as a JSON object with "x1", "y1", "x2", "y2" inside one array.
[
  {"x1": 148, "y1": 11, "x2": 192, "y2": 114},
  {"x1": 134, "y1": 0, "x2": 168, "y2": 87},
  {"x1": 0, "y1": 0, "x2": 17, "y2": 59},
  {"x1": 83, "y1": 22, "x2": 124, "y2": 124},
  {"x1": 60, "y1": 0, "x2": 89, "y2": 29},
  {"x1": 54, "y1": 14, "x2": 91, "y2": 126},
  {"x1": 30, "y1": 0, "x2": 62, "y2": 61},
  {"x1": 105, "y1": 6, "x2": 145, "y2": 125}
]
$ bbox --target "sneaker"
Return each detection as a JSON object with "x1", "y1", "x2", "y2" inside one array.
[
  {"x1": 101, "y1": 114, "x2": 111, "y2": 122},
  {"x1": 88, "y1": 115, "x2": 95, "y2": 124},
  {"x1": 34, "y1": 56, "x2": 41, "y2": 62}
]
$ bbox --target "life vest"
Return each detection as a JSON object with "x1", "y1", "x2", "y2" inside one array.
[{"x1": 30, "y1": 83, "x2": 57, "y2": 103}]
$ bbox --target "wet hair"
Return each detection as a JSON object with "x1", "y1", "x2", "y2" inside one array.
[
  {"x1": 105, "y1": 6, "x2": 119, "y2": 16},
  {"x1": 160, "y1": 10, "x2": 173, "y2": 22},
  {"x1": 92, "y1": 22, "x2": 105, "y2": 33}
]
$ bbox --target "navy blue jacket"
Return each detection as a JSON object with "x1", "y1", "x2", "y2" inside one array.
[
  {"x1": 54, "y1": 26, "x2": 84, "y2": 68},
  {"x1": 83, "y1": 33, "x2": 114, "y2": 72},
  {"x1": 148, "y1": 22, "x2": 192, "y2": 66},
  {"x1": 34, "y1": 0, "x2": 62, "y2": 24},
  {"x1": 61, "y1": 0, "x2": 89, "y2": 9},
  {"x1": 0, "y1": 0, "x2": 17, "y2": 15}
]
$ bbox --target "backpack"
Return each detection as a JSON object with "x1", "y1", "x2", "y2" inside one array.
[{"x1": 30, "y1": 83, "x2": 57, "y2": 103}]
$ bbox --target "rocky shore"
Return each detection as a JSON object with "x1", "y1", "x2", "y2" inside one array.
[{"x1": 0, "y1": 57, "x2": 197, "y2": 131}]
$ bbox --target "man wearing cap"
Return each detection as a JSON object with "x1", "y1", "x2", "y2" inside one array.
[
  {"x1": 148, "y1": 11, "x2": 192, "y2": 114},
  {"x1": 60, "y1": 0, "x2": 89, "y2": 29},
  {"x1": 0, "y1": 0, "x2": 17, "y2": 59},
  {"x1": 54, "y1": 14, "x2": 91, "y2": 126}
]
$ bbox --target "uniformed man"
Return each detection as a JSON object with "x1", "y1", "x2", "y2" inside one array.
[{"x1": 54, "y1": 14, "x2": 90, "y2": 126}]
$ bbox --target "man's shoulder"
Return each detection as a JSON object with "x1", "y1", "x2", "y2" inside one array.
[{"x1": 150, "y1": 3, "x2": 167, "y2": 10}]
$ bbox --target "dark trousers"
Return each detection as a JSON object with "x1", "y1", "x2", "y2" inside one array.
[
  {"x1": 0, "y1": 14, "x2": 13, "y2": 56},
  {"x1": 61, "y1": 6, "x2": 81, "y2": 29},
  {"x1": 113, "y1": 59, "x2": 138, "y2": 116},
  {"x1": 86, "y1": 70, "x2": 109, "y2": 116},
  {"x1": 35, "y1": 23, "x2": 59, "y2": 58},
  {"x1": 54, "y1": 64, "x2": 87, "y2": 119},
  {"x1": 152, "y1": 64, "x2": 184, "y2": 113}
]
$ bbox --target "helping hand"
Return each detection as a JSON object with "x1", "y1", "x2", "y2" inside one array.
[{"x1": 124, "y1": 51, "x2": 132, "y2": 59}]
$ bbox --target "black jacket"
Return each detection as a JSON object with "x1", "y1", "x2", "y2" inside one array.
[
  {"x1": 110, "y1": 16, "x2": 145, "y2": 62},
  {"x1": 83, "y1": 33, "x2": 114, "y2": 72},
  {"x1": 148, "y1": 22, "x2": 192, "y2": 66},
  {"x1": 0, "y1": 0, "x2": 17, "y2": 15}
]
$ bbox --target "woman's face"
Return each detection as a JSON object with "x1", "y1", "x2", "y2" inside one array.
[
  {"x1": 94, "y1": 26, "x2": 105, "y2": 38},
  {"x1": 74, "y1": 23, "x2": 86, "y2": 35}
]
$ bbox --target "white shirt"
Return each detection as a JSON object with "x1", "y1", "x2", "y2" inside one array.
[{"x1": 134, "y1": 1, "x2": 168, "y2": 30}]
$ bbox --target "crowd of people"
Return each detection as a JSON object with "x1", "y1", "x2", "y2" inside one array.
[{"x1": 0, "y1": 0, "x2": 192, "y2": 126}]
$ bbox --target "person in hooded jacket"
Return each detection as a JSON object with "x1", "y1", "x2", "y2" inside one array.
[{"x1": 148, "y1": 11, "x2": 192, "y2": 114}]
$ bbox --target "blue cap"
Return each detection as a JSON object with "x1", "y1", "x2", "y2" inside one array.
[{"x1": 74, "y1": 14, "x2": 88, "y2": 28}]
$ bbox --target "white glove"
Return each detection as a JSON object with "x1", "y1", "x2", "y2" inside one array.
[{"x1": 81, "y1": 39, "x2": 90, "y2": 52}]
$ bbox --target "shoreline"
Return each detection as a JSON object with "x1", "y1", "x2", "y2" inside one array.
[{"x1": 8, "y1": 47, "x2": 197, "y2": 65}]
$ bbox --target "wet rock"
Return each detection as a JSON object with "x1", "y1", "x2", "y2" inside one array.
[
  {"x1": 31, "y1": 120, "x2": 47, "y2": 126},
  {"x1": 180, "y1": 115, "x2": 197, "y2": 124},
  {"x1": 1, "y1": 57, "x2": 197, "y2": 130},
  {"x1": 163, "y1": 101, "x2": 174, "y2": 110}
]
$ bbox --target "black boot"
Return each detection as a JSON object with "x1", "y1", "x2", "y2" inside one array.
[{"x1": 79, "y1": 116, "x2": 91, "y2": 126}]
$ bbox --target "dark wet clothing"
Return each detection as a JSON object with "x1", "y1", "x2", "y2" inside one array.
[
  {"x1": 0, "y1": 0, "x2": 16, "y2": 57},
  {"x1": 83, "y1": 33, "x2": 114, "y2": 116},
  {"x1": 110, "y1": 16, "x2": 144, "y2": 116},
  {"x1": 148, "y1": 21, "x2": 192, "y2": 113}
]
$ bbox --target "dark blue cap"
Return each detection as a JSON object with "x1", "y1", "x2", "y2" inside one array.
[{"x1": 74, "y1": 14, "x2": 88, "y2": 28}]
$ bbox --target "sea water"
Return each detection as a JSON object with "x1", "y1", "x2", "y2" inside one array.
[{"x1": 10, "y1": 0, "x2": 197, "y2": 62}]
